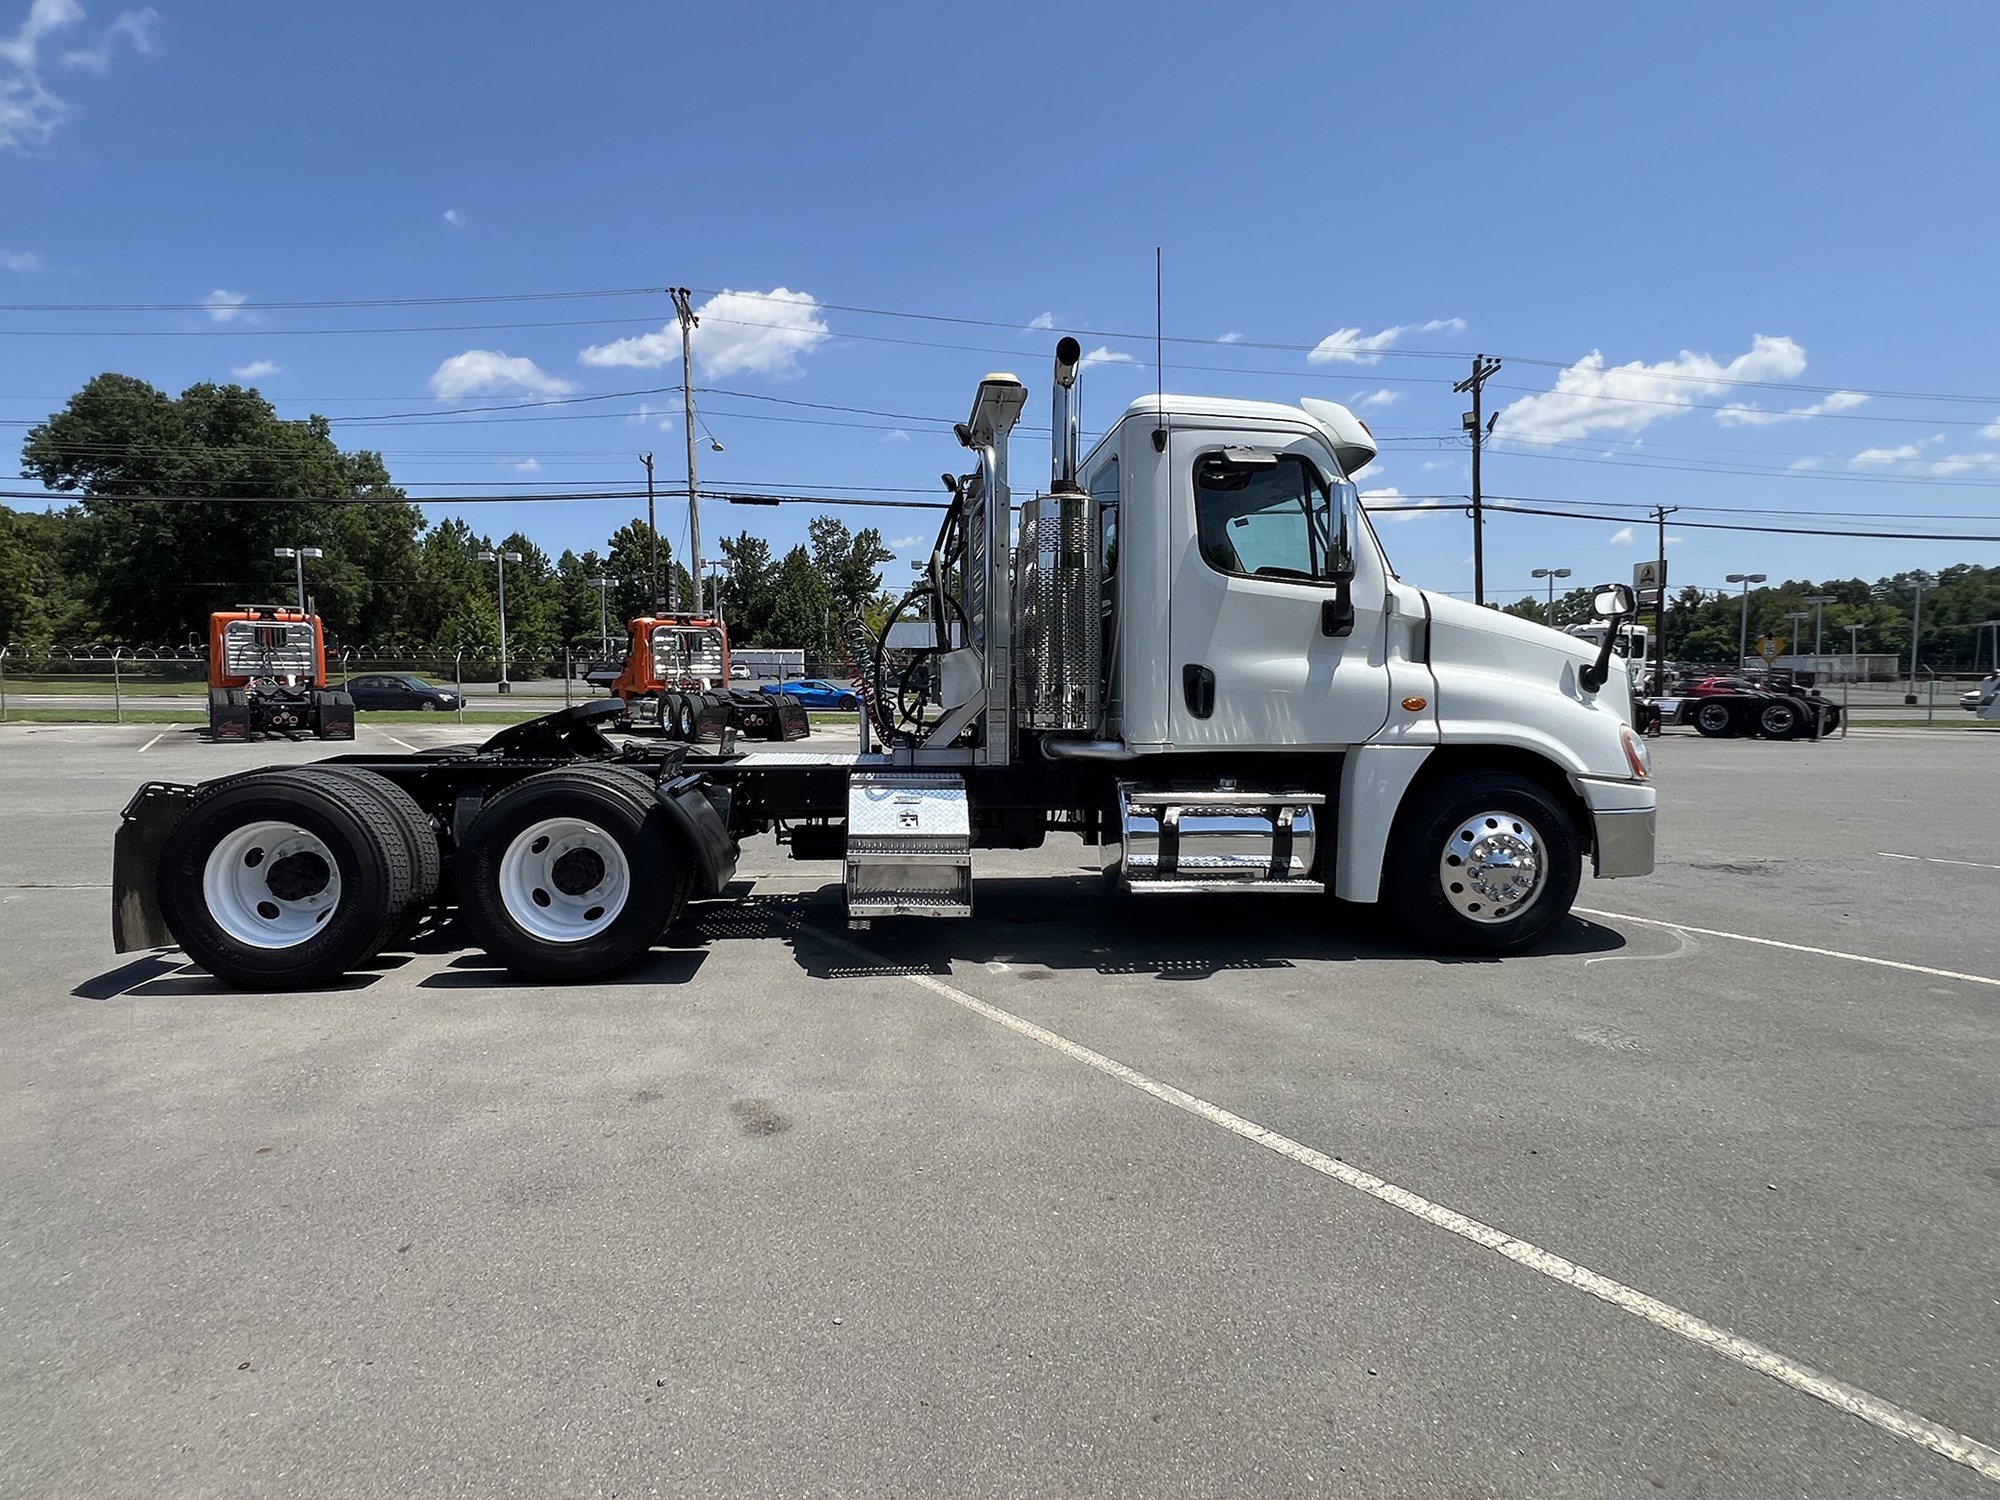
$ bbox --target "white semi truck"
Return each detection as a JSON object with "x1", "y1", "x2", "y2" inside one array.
[{"x1": 111, "y1": 339, "x2": 1655, "y2": 988}]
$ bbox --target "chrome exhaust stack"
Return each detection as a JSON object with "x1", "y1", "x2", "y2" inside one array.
[{"x1": 1051, "y1": 335, "x2": 1082, "y2": 493}]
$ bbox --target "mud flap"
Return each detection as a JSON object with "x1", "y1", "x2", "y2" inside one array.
[
  {"x1": 774, "y1": 700, "x2": 810, "y2": 741},
  {"x1": 653, "y1": 773, "x2": 740, "y2": 898},
  {"x1": 313, "y1": 688, "x2": 356, "y2": 740},
  {"x1": 208, "y1": 687, "x2": 251, "y2": 741},
  {"x1": 112, "y1": 782, "x2": 194, "y2": 952}
]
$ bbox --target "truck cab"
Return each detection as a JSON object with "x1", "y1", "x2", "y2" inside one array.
[
  {"x1": 205, "y1": 605, "x2": 353, "y2": 741},
  {"x1": 607, "y1": 613, "x2": 808, "y2": 742}
]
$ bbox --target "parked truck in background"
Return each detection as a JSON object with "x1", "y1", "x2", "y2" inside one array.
[
  {"x1": 204, "y1": 604, "x2": 355, "y2": 742},
  {"x1": 114, "y1": 337, "x2": 1654, "y2": 988},
  {"x1": 600, "y1": 612, "x2": 809, "y2": 742}
]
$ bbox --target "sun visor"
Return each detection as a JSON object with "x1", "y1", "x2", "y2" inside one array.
[{"x1": 1299, "y1": 398, "x2": 1378, "y2": 477}]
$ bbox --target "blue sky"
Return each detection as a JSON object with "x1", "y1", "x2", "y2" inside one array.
[{"x1": 5, "y1": 0, "x2": 1999, "y2": 609}]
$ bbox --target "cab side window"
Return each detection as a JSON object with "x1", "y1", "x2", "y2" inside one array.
[
  {"x1": 1193, "y1": 452, "x2": 1341, "y2": 583},
  {"x1": 1089, "y1": 457, "x2": 1119, "y2": 578}
]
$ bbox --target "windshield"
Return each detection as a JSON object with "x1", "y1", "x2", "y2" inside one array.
[{"x1": 1194, "y1": 452, "x2": 1354, "y2": 584}]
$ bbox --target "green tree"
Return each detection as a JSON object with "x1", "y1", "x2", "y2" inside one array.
[
  {"x1": 807, "y1": 516, "x2": 895, "y2": 619},
  {"x1": 716, "y1": 531, "x2": 777, "y2": 644},
  {"x1": 0, "y1": 507, "x2": 52, "y2": 647},
  {"x1": 765, "y1": 544, "x2": 838, "y2": 660},
  {"x1": 20, "y1": 375, "x2": 422, "y2": 645},
  {"x1": 603, "y1": 518, "x2": 676, "y2": 622}
]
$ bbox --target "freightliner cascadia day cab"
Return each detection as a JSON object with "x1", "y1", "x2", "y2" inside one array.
[{"x1": 111, "y1": 339, "x2": 1655, "y2": 989}]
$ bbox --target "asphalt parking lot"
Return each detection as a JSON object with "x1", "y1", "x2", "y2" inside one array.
[{"x1": 2, "y1": 722, "x2": 1996, "y2": 1498}]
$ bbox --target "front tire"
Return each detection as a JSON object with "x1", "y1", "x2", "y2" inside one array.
[
  {"x1": 1383, "y1": 772, "x2": 1582, "y2": 955},
  {"x1": 457, "y1": 768, "x2": 684, "y2": 981}
]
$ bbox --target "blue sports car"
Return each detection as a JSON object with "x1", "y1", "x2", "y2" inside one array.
[{"x1": 761, "y1": 677, "x2": 860, "y2": 710}]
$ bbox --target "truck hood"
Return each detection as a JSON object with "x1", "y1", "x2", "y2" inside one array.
[{"x1": 1421, "y1": 590, "x2": 1600, "y2": 670}]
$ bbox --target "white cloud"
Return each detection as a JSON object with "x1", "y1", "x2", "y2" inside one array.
[
  {"x1": 1361, "y1": 486, "x2": 1430, "y2": 523},
  {"x1": 231, "y1": 359, "x2": 280, "y2": 379},
  {"x1": 1217, "y1": 331, "x2": 1242, "y2": 344},
  {"x1": 1307, "y1": 316, "x2": 1464, "y2": 365},
  {"x1": 1665, "y1": 534, "x2": 1685, "y2": 546},
  {"x1": 1358, "y1": 389, "x2": 1399, "y2": 408},
  {"x1": 1079, "y1": 345, "x2": 1136, "y2": 369},
  {"x1": 1920, "y1": 451, "x2": 2000, "y2": 477},
  {"x1": 59, "y1": 5, "x2": 155, "y2": 73},
  {"x1": 1421, "y1": 459, "x2": 1451, "y2": 472},
  {"x1": 1714, "y1": 389, "x2": 1867, "y2": 426},
  {"x1": 1850, "y1": 444, "x2": 1922, "y2": 466},
  {"x1": 508, "y1": 457, "x2": 539, "y2": 472},
  {"x1": 443, "y1": 208, "x2": 464, "y2": 228},
  {"x1": 429, "y1": 349, "x2": 576, "y2": 401},
  {"x1": 1608, "y1": 526, "x2": 1635, "y2": 546},
  {"x1": 0, "y1": 248, "x2": 40, "y2": 270},
  {"x1": 1494, "y1": 334, "x2": 1808, "y2": 446},
  {"x1": 1, "y1": 0, "x2": 157, "y2": 151},
  {"x1": 881, "y1": 428, "x2": 911, "y2": 442},
  {"x1": 0, "y1": 0, "x2": 80, "y2": 150},
  {"x1": 579, "y1": 286, "x2": 831, "y2": 379},
  {"x1": 626, "y1": 401, "x2": 673, "y2": 432},
  {"x1": 888, "y1": 535, "x2": 924, "y2": 550},
  {"x1": 1786, "y1": 457, "x2": 1820, "y2": 472},
  {"x1": 202, "y1": 288, "x2": 260, "y2": 324},
  {"x1": 1981, "y1": 414, "x2": 2000, "y2": 440},
  {"x1": 1025, "y1": 311, "x2": 1055, "y2": 332}
]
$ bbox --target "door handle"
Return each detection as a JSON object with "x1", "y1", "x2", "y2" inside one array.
[{"x1": 1182, "y1": 664, "x2": 1216, "y2": 719}]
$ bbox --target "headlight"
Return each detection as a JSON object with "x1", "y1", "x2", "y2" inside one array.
[{"x1": 1620, "y1": 724, "x2": 1651, "y2": 779}]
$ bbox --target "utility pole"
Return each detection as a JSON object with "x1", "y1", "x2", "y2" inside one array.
[
  {"x1": 670, "y1": 286, "x2": 704, "y2": 615},
  {"x1": 1652, "y1": 505, "x2": 1677, "y2": 692},
  {"x1": 640, "y1": 452, "x2": 659, "y2": 610},
  {"x1": 1454, "y1": 355, "x2": 1503, "y2": 606}
]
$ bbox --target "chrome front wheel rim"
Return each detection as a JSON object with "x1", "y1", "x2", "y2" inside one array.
[
  {"x1": 202, "y1": 820, "x2": 342, "y2": 948},
  {"x1": 1439, "y1": 810, "x2": 1546, "y2": 923},
  {"x1": 497, "y1": 816, "x2": 631, "y2": 944}
]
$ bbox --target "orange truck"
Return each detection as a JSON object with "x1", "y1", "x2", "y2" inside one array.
[
  {"x1": 206, "y1": 605, "x2": 355, "y2": 741},
  {"x1": 605, "y1": 612, "x2": 808, "y2": 742}
]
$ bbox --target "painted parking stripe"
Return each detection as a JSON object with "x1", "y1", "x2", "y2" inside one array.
[
  {"x1": 1879, "y1": 852, "x2": 2000, "y2": 872},
  {"x1": 778, "y1": 906, "x2": 2000, "y2": 1485},
  {"x1": 375, "y1": 730, "x2": 419, "y2": 751},
  {"x1": 1576, "y1": 909, "x2": 2000, "y2": 990},
  {"x1": 137, "y1": 731, "x2": 168, "y2": 753}
]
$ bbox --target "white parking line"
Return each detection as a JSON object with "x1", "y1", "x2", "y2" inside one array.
[
  {"x1": 1576, "y1": 909, "x2": 2000, "y2": 990},
  {"x1": 1880, "y1": 852, "x2": 2000, "y2": 872},
  {"x1": 374, "y1": 730, "x2": 419, "y2": 751},
  {"x1": 136, "y1": 731, "x2": 168, "y2": 753},
  {"x1": 783, "y1": 909, "x2": 2000, "y2": 1486}
]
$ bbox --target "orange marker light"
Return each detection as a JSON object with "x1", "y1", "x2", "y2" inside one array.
[{"x1": 1401, "y1": 696, "x2": 1428, "y2": 712}]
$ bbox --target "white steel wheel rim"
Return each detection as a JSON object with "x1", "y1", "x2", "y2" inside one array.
[
  {"x1": 202, "y1": 820, "x2": 343, "y2": 948},
  {"x1": 1439, "y1": 810, "x2": 1546, "y2": 924},
  {"x1": 498, "y1": 816, "x2": 631, "y2": 944}
]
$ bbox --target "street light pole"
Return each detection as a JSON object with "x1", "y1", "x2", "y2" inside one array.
[
  {"x1": 1907, "y1": 571, "x2": 1935, "y2": 703},
  {"x1": 1726, "y1": 572, "x2": 1767, "y2": 670},
  {"x1": 1847, "y1": 623, "x2": 1863, "y2": 683},
  {"x1": 589, "y1": 575, "x2": 612, "y2": 657},
  {"x1": 477, "y1": 549, "x2": 524, "y2": 693},
  {"x1": 1530, "y1": 567, "x2": 1571, "y2": 628},
  {"x1": 1801, "y1": 594, "x2": 1834, "y2": 682},
  {"x1": 1784, "y1": 611, "x2": 1808, "y2": 674},
  {"x1": 272, "y1": 545, "x2": 324, "y2": 614}
]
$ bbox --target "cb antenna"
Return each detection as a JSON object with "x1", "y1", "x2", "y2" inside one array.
[{"x1": 1151, "y1": 247, "x2": 1167, "y2": 453}]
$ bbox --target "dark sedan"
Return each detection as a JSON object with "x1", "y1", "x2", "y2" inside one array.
[{"x1": 345, "y1": 673, "x2": 462, "y2": 712}]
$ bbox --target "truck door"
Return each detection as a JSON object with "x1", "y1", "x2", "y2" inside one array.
[{"x1": 1167, "y1": 436, "x2": 1391, "y2": 749}]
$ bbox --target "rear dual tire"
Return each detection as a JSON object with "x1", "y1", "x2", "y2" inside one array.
[
  {"x1": 456, "y1": 766, "x2": 689, "y2": 982},
  {"x1": 159, "y1": 770, "x2": 423, "y2": 990}
]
